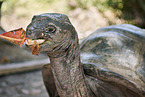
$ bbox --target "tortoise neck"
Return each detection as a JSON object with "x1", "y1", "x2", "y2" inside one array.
[{"x1": 48, "y1": 36, "x2": 91, "y2": 97}]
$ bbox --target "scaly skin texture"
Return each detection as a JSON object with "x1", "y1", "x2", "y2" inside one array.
[
  {"x1": 26, "y1": 13, "x2": 145, "y2": 97},
  {"x1": 26, "y1": 13, "x2": 93, "y2": 97}
]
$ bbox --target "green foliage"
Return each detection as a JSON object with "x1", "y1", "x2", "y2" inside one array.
[
  {"x1": 69, "y1": 0, "x2": 141, "y2": 25},
  {"x1": 68, "y1": 0, "x2": 111, "y2": 11},
  {"x1": 67, "y1": 0, "x2": 124, "y2": 16}
]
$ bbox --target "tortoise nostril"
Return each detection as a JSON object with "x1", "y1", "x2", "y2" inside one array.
[
  {"x1": 27, "y1": 29, "x2": 33, "y2": 35},
  {"x1": 28, "y1": 31, "x2": 31, "y2": 35}
]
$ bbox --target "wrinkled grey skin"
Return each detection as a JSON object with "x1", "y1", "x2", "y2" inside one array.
[{"x1": 26, "y1": 13, "x2": 145, "y2": 97}]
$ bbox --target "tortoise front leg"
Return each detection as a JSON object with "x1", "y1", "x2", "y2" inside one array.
[{"x1": 42, "y1": 64, "x2": 60, "y2": 97}]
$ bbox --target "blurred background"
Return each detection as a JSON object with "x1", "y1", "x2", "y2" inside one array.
[
  {"x1": 1, "y1": 0, "x2": 145, "y2": 38},
  {"x1": 0, "y1": 0, "x2": 145, "y2": 97}
]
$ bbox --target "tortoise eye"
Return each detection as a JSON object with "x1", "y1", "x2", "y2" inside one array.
[{"x1": 45, "y1": 25, "x2": 56, "y2": 33}]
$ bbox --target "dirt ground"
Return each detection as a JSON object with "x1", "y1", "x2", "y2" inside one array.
[{"x1": 0, "y1": 70, "x2": 49, "y2": 97}]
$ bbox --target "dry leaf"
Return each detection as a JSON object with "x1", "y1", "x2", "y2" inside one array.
[
  {"x1": 30, "y1": 40, "x2": 40, "y2": 55},
  {"x1": 0, "y1": 28, "x2": 45, "y2": 55},
  {"x1": 0, "y1": 28, "x2": 27, "y2": 46}
]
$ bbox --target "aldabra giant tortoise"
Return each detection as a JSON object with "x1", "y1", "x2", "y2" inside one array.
[{"x1": 26, "y1": 13, "x2": 145, "y2": 97}]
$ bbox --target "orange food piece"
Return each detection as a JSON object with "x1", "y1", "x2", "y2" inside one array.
[
  {"x1": 0, "y1": 28, "x2": 41, "y2": 55},
  {"x1": 0, "y1": 28, "x2": 27, "y2": 46}
]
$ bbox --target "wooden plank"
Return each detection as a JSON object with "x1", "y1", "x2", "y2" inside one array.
[{"x1": 0, "y1": 59, "x2": 50, "y2": 75}]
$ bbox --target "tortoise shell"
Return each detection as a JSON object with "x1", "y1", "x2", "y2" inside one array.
[{"x1": 80, "y1": 24, "x2": 145, "y2": 96}]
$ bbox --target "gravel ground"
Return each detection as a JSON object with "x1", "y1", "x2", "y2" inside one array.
[{"x1": 0, "y1": 70, "x2": 49, "y2": 97}]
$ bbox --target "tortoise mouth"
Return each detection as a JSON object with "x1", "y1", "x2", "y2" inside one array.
[
  {"x1": 25, "y1": 33, "x2": 48, "y2": 46},
  {"x1": 25, "y1": 39, "x2": 46, "y2": 46},
  {"x1": 25, "y1": 38, "x2": 48, "y2": 55}
]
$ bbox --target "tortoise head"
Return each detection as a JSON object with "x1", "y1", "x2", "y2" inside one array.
[{"x1": 26, "y1": 13, "x2": 77, "y2": 54}]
